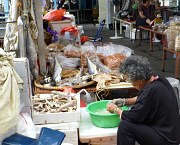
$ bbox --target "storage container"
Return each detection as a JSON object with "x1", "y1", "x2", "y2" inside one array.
[
  {"x1": 86, "y1": 100, "x2": 129, "y2": 128},
  {"x1": 32, "y1": 93, "x2": 80, "y2": 124}
]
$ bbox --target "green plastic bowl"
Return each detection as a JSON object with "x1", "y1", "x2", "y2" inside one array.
[{"x1": 86, "y1": 100, "x2": 129, "y2": 128}]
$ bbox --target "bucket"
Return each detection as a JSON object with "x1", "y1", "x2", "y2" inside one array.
[{"x1": 86, "y1": 100, "x2": 129, "y2": 128}]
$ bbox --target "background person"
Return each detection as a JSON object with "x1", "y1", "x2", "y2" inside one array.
[
  {"x1": 136, "y1": 0, "x2": 156, "y2": 26},
  {"x1": 107, "y1": 55, "x2": 180, "y2": 145}
]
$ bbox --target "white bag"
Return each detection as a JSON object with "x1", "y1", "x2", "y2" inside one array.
[{"x1": 16, "y1": 113, "x2": 36, "y2": 139}]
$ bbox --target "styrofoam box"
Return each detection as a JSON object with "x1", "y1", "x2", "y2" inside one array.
[
  {"x1": 13, "y1": 58, "x2": 31, "y2": 78},
  {"x1": 20, "y1": 91, "x2": 32, "y2": 106},
  {"x1": 19, "y1": 77, "x2": 31, "y2": 92},
  {"x1": 21, "y1": 106, "x2": 32, "y2": 115},
  {"x1": 124, "y1": 29, "x2": 148, "y2": 39},
  {"x1": 14, "y1": 57, "x2": 32, "y2": 112},
  {"x1": 32, "y1": 93, "x2": 80, "y2": 125},
  {"x1": 49, "y1": 20, "x2": 72, "y2": 38},
  {"x1": 35, "y1": 124, "x2": 79, "y2": 145}
]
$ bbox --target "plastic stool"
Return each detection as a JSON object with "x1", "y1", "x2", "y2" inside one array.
[
  {"x1": 2, "y1": 127, "x2": 66, "y2": 145},
  {"x1": 166, "y1": 77, "x2": 180, "y2": 113}
]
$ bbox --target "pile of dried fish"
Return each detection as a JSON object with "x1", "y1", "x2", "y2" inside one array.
[
  {"x1": 57, "y1": 74, "x2": 92, "y2": 87},
  {"x1": 32, "y1": 92, "x2": 77, "y2": 113},
  {"x1": 93, "y1": 73, "x2": 126, "y2": 90}
]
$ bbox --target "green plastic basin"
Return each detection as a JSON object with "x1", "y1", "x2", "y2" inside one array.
[{"x1": 86, "y1": 100, "x2": 129, "y2": 128}]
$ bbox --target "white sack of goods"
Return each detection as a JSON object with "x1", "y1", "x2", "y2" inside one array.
[{"x1": 0, "y1": 48, "x2": 23, "y2": 143}]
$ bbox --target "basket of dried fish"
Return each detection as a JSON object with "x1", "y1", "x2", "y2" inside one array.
[
  {"x1": 32, "y1": 91, "x2": 80, "y2": 124},
  {"x1": 34, "y1": 74, "x2": 96, "y2": 91}
]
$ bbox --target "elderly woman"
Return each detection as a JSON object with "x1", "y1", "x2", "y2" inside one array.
[{"x1": 107, "y1": 55, "x2": 180, "y2": 145}]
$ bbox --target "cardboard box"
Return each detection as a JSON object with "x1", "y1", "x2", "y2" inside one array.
[{"x1": 32, "y1": 93, "x2": 80, "y2": 125}]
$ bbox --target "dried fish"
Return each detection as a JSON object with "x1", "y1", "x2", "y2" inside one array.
[
  {"x1": 32, "y1": 93, "x2": 77, "y2": 113},
  {"x1": 87, "y1": 58, "x2": 98, "y2": 75}
]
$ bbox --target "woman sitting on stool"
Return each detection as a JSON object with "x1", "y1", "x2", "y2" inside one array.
[{"x1": 107, "y1": 55, "x2": 180, "y2": 145}]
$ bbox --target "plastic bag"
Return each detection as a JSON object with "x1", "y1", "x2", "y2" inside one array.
[
  {"x1": 104, "y1": 53, "x2": 126, "y2": 69},
  {"x1": 80, "y1": 42, "x2": 97, "y2": 68},
  {"x1": 60, "y1": 26, "x2": 78, "y2": 36},
  {"x1": 55, "y1": 55, "x2": 80, "y2": 69},
  {"x1": 43, "y1": 9, "x2": 66, "y2": 21},
  {"x1": 64, "y1": 44, "x2": 81, "y2": 58},
  {"x1": 164, "y1": 28, "x2": 180, "y2": 49},
  {"x1": 96, "y1": 43, "x2": 132, "y2": 57},
  {"x1": 175, "y1": 35, "x2": 180, "y2": 52},
  {"x1": 16, "y1": 113, "x2": 36, "y2": 138},
  {"x1": 77, "y1": 89, "x2": 95, "y2": 107}
]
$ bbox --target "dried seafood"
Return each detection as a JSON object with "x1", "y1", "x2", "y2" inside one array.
[
  {"x1": 93, "y1": 73, "x2": 126, "y2": 90},
  {"x1": 57, "y1": 74, "x2": 92, "y2": 87},
  {"x1": 61, "y1": 69, "x2": 80, "y2": 78},
  {"x1": 32, "y1": 93, "x2": 77, "y2": 113}
]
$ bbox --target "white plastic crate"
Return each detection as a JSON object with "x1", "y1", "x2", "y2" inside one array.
[
  {"x1": 14, "y1": 58, "x2": 32, "y2": 115},
  {"x1": 32, "y1": 93, "x2": 80, "y2": 125},
  {"x1": 124, "y1": 29, "x2": 149, "y2": 39}
]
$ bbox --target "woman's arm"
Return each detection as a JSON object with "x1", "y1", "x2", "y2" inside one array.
[{"x1": 125, "y1": 96, "x2": 137, "y2": 105}]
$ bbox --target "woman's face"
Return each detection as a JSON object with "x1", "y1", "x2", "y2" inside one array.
[
  {"x1": 144, "y1": 1, "x2": 150, "y2": 7},
  {"x1": 125, "y1": 75, "x2": 144, "y2": 90},
  {"x1": 130, "y1": 80, "x2": 144, "y2": 90}
]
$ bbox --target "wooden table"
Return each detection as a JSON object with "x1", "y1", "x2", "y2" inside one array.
[
  {"x1": 139, "y1": 26, "x2": 165, "y2": 52},
  {"x1": 162, "y1": 47, "x2": 180, "y2": 79}
]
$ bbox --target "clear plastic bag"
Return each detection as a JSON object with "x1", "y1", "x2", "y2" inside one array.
[
  {"x1": 64, "y1": 44, "x2": 81, "y2": 58},
  {"x1": 164, "y1": 28, "x2": 180, "y2": 49},
  {"x1": 55, "y1": 55, "x2": 80, "y2": 69},
  {"x1": 16, "y1": 113, "x2": 36, "y2": 138},
  {"x1": 175, "y1": 34, "x2": 180, "y2": 52},
  {"x1": 96, "y1": 43, "x2": 132, "y2": 57}
]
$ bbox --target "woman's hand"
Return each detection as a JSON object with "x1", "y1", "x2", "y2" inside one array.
[
  {"x1": 106, "y1": 103, "x2": 119, "y2": 114},
  {"x1": 112, "y1": 98, "x2": 125, "y2": 107}
]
